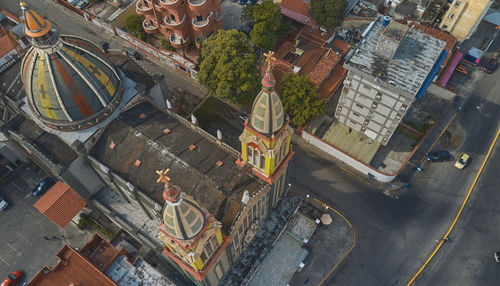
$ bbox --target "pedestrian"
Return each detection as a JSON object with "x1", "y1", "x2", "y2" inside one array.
[
  {"x1": 43, "y1": 236, "x2": 50, "y2": 241},
  {"x1": 392, "y1": 195, "x2": 399, "y2": 200},
  {"x1": 61, "y1": 235, "x2": 65, "y2": 239}
]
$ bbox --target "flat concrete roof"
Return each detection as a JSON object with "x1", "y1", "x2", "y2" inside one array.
[{"x1": 345, "y1": 17, "x2": 446, "y2": 96}]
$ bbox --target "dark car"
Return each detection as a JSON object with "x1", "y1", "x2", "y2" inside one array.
[
  {"x1": 101, "y1": 42, "x2": 110, "y2": 53},
  {"x1": 1, "y1": 270, "x2": 22, "y2": 286},
  {"x1": 32, "y1": 177, "x2": 56, "y2": 197},
  {"x1": 237, "y1": 24, "x2": 252, "y2": 36},
  {"x1": 484, "y1": 58, "x2": 498, "y2": 74},
  {"x1": 426, "y1": 150, "x2": 451, "y2": 162}
]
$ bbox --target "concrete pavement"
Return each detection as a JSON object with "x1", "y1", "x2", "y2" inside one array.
[{"x1": 0, "y1": 164, "x2": 95, "y2": 284}]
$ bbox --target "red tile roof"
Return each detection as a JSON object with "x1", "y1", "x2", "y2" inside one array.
[
  {"x1": 280, "y1": 0, "x2": 317, "y2": 26},
  {"x1": 0, "y1": 34, "x2": 16, "y2": 58},
  {"x1": 318, "y1": 62, "x2": 347, "y2": 99},
  {"x1": 310, "y1": 49, "x2": 340, "y2": 85},
  {"x1": 34, "y1": 182, "x2": 86, "y2": 228}
]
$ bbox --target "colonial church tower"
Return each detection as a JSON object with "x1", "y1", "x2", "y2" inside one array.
[
  {"x1": 238, "y1": 52, "x2": 294, "y2": 206},
  {"x1": 156, "y1": 169, "x2": 227, "y2": 282}
]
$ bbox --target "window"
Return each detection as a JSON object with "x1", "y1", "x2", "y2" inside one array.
[
  {"x1": 247, "y1": 146, "x2": 253, "y2": 163},
  {"x1": 343, "y1": 87, "x2": 350, "y2": 94},
  {"x1": 201, "y1": 235, "x2": 219, "y2": 263},
  {"x1": 215, "y1": 263, "x2": 224, "y2": 280},
  {"x1": 254, "y1": 149, "x2": 260, "y2": 168},
  {"x1": 363, "y1": 84, "x2": 371, "y2": 91},
  {"x1": 259, "y1": 154, "x2": 265, "y2": 169},
  {"x1": 170, "y1": 14, "x2": 176, "y2": 21},
  {"x1": 355, "y1": 103, "x2": 364, "y2": 109},
  {"x1": 353, "y1": 112, "x2": 360, "y2": 117},
  {"x1": 197, "y1": 15, "x2": 203, "y2": 22},
  {"x1": 281, "y1": 142, "x2": 287, "y2": 160}
]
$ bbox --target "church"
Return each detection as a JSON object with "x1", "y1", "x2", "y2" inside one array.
[{"x1": 4, "y1": 3, "x2": 294, "y2": 285}]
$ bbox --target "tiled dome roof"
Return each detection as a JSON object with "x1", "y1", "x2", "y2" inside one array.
[
  {"x1": 20, "y1": 3, "x2": 123, "y2": 131},
  {"x1": 162, "y1": 192, "x2": 206, "y2": 240},
  {"x1": 249, "y1": 69, "x2": 284, "y2": 136}
]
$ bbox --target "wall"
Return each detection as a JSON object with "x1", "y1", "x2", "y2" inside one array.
[
  {"x1": 110, "y1": 1, "x2": 138, "y2": 29},
  {"x1": 301, "y1": 131, "x2": 397, "y2": 182}
]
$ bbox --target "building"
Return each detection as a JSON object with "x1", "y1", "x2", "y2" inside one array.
[
  {"x1": 135, "y1": 0, "x2": 223, "y2": 51},
  {"x1": 6, "y1": 3, "x2": 294, "y2": 285},
  {"x1": 335, "y1": 16, "x2": 446, "y2": 145},
  {"x1": 272, "y1": 26, "x2": 350, "y2": 100},
  {"x1": 28, "y1": 234, "x2": 175, "y2": 286},
  {"x1": 439, "y1": 0, "x2": 493, "y2": 41}
]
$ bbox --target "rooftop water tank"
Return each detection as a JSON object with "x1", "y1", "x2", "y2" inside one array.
[{"x1": 382, "y1": 15, "x2": 391, "y2": 27}]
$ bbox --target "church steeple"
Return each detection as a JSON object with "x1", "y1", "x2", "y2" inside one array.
[{"x1": 239, "y1": 52, "x2": 294, "y2": 202}]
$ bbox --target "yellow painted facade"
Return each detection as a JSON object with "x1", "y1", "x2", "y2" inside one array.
[{"x1": 240, "y1": 127, "x2": 292, "y2": 177}]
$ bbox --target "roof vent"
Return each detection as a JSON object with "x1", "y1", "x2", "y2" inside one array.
[
  {"x1": 216, "y1": 160, "x2": 224, "y2": 167},
  {"x1": 382, "y1": 15, "x2": 391, "y2": 27},
  {"x1": 134, "y1": 160, "x2": 141, "y2": 167},
  {"x1": 188, "y1": 144, "x2": 196, "y2": 150},
  {"x1": 109, "y1": 141, "x2": 116, "y2": 149},
  {"x1": 163, "y1": 128, "x2": 171, "y2": 134}
]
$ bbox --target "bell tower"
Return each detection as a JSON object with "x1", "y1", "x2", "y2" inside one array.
[{"x1": 238, "y1": 52, "x2": 294, "y2": 206}]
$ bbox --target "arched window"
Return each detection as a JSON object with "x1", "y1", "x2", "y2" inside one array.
[
  {"x1": 260, "y1": 154, "x2": 265, "y2": 169},
  {"x1": 247, "y1": 146, "x2": 253, "y2": 163},
  {"x1": 254, "y1": 149, "x2": 260, "y2": 167}
]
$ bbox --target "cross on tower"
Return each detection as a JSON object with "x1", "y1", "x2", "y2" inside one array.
[
  {"x1": 39, "y1": 84, "x2": 48, "y2": 99},
  {"x1": 156, "y1": 169, "x2": 171, "y2": 188},
  {"x1": 263, "y1": 51, "x2": 275, "y2": 72}
]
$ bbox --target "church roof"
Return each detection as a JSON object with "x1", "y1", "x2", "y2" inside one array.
[
  {"x1": 20, "y1": 3, "x2": 124, "y2": 131},
  {"x1": 90, "y1": 102, "x2": 266, "y2": 234}
]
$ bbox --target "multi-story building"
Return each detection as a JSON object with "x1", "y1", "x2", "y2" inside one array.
[
  {"x1": 439, "y1": 0, "x2": 492, "y2": 42},
  {"x1": 335, "y1": 16, "x2": 447, "y2": 145},
  {"x1": 135, "y1": 0, "x2": 223, "y2": 51}
]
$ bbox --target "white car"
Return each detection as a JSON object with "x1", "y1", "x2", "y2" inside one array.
[{"x1": 0, "y1": 196, "x2": 8, "y2": 211}]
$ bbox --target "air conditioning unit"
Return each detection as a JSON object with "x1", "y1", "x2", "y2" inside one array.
[
  {"x1": 375, "y1": 93, "x2": 382, "y2": 100},
  {"x1": 368, "y1": 111, "x2": 374, "y2": 117},
  {"x1": 372, "y1": 102, "x2": 378, "y2": 108},
  {"x1": 400, "y1": 104, "x2": 407, "y2": 112},
  {"x1": 364, "y1": 119, "x2": 370, "y2": 125},
  {"x1": 361, "y1": 126, "x2": 366, "y2": 131},
  {"x1": 395, "y1": 114, "x2": 402, "y2": 120}
]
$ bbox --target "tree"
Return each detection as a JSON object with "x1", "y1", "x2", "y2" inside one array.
[
  {"x1": 309, "y1": 0, "x2": 348, "y2": 29},
  {"x1": 125, "y1": 15, "x2": 145, "y2": 40},
  {"x1": 250, "y1": 22, "x2": 277, "y2": 52},
  {"x1": 243, "y1": 0, "x2": 286, "y2": 51},
  {"x1": 160, "y1": 39, "x2": 176, "y2": 52},
  {"x1": 198, "y1": 30, "x2": 260, "y2": 105},
  {"x1": 281, "y1": 73, "x2": 324, "y2": 126}
]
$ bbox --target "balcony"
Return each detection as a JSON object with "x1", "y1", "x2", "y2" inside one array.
[
  {"x1": 136, "y1": 0, "x2": 153, "y2": 16},
  {"x1": 159, "y1": 0, "x2": 183, "y2": 8},
  {"x1": 169, "y1": 34, "x2": 183, "y2": 49},
  {"x1": 188, "y1": 0, "x2": 206, "y2": 6},
  {"x1": 164, "y1": 14, "x2": 186, "y2": 28},
  {"x1": 143, "y1": 20, "x2": 158, "y2": 33},
  {"x1": 192, "y1": 12, "x2": 213, "y2": 29}
]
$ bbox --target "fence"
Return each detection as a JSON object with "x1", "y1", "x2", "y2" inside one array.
[{"x1": 57, "y1": 1, "x2": 197, "y2": 79}]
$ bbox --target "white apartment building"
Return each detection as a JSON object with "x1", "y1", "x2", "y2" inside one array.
[{"x1": 335, "y1": 16, "x2": 447, "y2": 145}]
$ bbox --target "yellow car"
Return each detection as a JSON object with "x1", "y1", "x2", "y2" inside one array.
[{"x1": 454, "y1": 153, "x2": 471, "y2": 169}]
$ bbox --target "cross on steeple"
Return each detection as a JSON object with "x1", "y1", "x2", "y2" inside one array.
[
  {"x1": 39, "y1": 84, "x2": 48, "y2": 99},
  {"x1": 156, "y1": 169, "x2": 171, "y2": 188},
  {"x1": 263, "y1": 51, "x2": 275, "y2": 72}
]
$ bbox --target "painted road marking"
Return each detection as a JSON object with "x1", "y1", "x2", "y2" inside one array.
[
  {"x1": 10, "y1": 182, "x2": 23, "y2": 192},
  {"x1": 408, "y1": 127, "x2": 500, "y2": 285},
  {"x1": 6, "y1": 243, "x2": 22, "y2": 256},
  {"x1": 315, "y1": 198, "x2": 357, "y2": 286},
  {"x1": 0, "y1": 255, "x2": 10, "y2": 266},
  {"x1": 16, "y1": 232, "x2": 32, "y2": 246}
]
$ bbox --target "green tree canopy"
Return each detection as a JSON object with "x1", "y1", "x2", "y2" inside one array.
[
  {"x1": 125, "y1": 14, "x2": 145, "y2": 40},
  {"x1": 250, "y1": 22, "x2": 277, "y2": 52},
  {"x1": 160, "y1": 39, "x2": 176, "y2": 52},
  {"x1": 198, "y1": 30, "x2": 260, "y2": 105},
  {"x1": 243, "y1": 0, "x2": 286, "y2": 51},
  {"x1": 281, "y1": 73, "x2": 324, "y2": 126},
  {"x1": 309, "y1": 0, "x2": 348, "y2": 29}
]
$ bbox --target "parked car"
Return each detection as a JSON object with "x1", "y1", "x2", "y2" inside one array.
[
  {"x1": 484, "y1": 58, "x2": 498, "y2": 74},
  {"x1": 425, "y1": 150, "x2": 451, "y2": 162},
  {"x1": 454, "y1": 153, "x2": 471, "y2": 170},
  {"x1": 32, "y1": 177, "x2": 56, "y2": 197},
  {"x1": 1, "y1": 270, "x2": 22, "y2": 286},
  {"x1": 454, "y1": 64, "x2": 469, "y2": 75},
  {"x1": 0, "y1": 196, "x2": 8, "y2": 211},
  {"x1": 237, "y1": 24, "x2": 252, "y2": 36}
]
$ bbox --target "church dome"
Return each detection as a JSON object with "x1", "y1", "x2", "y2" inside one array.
[
  {"x1": 20, "y1": 2, "x2": 123, "y2": 131},
  {"x1": 162, "y1": 187, "x2": 206, "y2": 240},
  {"x1": 249, "y1": 68, "x2": 285, "y2": 136}
]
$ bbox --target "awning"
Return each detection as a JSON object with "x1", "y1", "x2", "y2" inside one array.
[{"x1": 438, "y1": 50, "x2": 463, "y2": 87}]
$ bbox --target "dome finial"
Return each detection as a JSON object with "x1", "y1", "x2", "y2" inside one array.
[
  {"x1": 261, "y1": 51, "x2": 276, "y2": 90},
  {"x1": 20, "y1": 1, "x2": 27, "y2": 9},
  {"x1": 156, "y1": 169, "x2": 181, "y2": 203}
]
